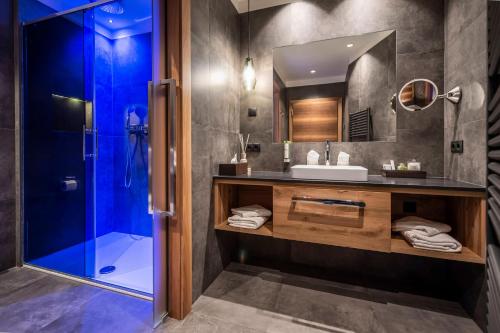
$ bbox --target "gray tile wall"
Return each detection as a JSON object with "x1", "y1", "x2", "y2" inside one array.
[
  {"x1": 0, "y1": 0, "x2": 16, "y2": 272},
  {"x1": 286, "y1": 83, "x2": 345, "y2": 102},
  {"x1": 240, "y1": 0, "x2": 445, "y2": 175},
  {"x1": 345, "y1": 32, "x2": 396, "y2": 142},
  {"x1": 444, "y1": 0, "x2": 488, "y2": 328},
  {"x1": 444, "y1": 0, "x2": 487, "y2": 186},
  {"x1": 191, "y1": 0, "x2": 240, "y2": 302}
]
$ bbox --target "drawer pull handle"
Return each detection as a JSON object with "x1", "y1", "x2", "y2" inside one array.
[{"x1": 291, "y1": 195, "x2": 366, "y2": 209}]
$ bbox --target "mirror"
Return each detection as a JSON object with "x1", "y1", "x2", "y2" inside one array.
[
  {"x1": 272, "y1": 30, "x2": 397, "y2": 143},
  {"x1": 398, "y1": 79, "x2": 438, "y2": 112},
  {"x1": 399, "y1": 79, "x2": 462, "y2": 111}
]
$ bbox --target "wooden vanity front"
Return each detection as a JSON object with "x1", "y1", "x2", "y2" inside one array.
[
  {"x1": 213, "y1": 173, "x2": 486, "y2": 264},
  {"x1": 273, "y1": 185, "x2": 391, "y2": 252}
]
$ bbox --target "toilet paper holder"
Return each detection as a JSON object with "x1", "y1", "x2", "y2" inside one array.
[{"x1": 60, "y1": 176, "x2": 78, "y2": 192}]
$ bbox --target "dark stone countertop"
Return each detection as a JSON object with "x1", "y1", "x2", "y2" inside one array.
[{"x1": 213, "y1": 171, "x2": 486, "y2": 192}]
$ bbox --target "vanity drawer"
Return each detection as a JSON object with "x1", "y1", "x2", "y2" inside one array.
[{"x1": 273, "y1": 185, "x2": 391, "y2": 252}]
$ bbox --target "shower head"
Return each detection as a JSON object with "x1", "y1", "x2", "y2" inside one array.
[{"x1": 99, "y1": 2, "x2": 125, "y2": 14}]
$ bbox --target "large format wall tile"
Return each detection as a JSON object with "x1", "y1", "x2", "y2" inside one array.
[
  {"x1": 0, "y1": 0, "x2": 15, "y2": 272},
  {"x1": 444, "y1": 0, "x2": 487, "y2": 185},
  {"x1": 0, "y1": 199, "x2": 16, "y2": 271},
  {"x1": 191, "y1": 0, "x2": 240, "y2": 302}
]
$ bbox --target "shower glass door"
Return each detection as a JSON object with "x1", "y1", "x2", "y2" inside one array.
[
  {"x1": 22, "y1": 0, "x2": 154, "y2": 297},
  {"x1": 23, "y1": 9, "x2": 91, "y2": 277}
]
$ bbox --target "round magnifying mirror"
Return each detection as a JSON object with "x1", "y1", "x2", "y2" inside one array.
[{"x1": 398, "y1": 79, "x2": 439, "y2": 112}]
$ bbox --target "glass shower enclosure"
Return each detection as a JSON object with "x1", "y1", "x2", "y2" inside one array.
[{"x1": 22, "y1": 0, "x2": 154, "y2": 297}]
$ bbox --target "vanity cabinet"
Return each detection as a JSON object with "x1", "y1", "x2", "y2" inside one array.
[
  {"x1": 213, "y1": 176, "x2": 486, "y2": 264},
  {"x1": 273, "y1": 185, "x2": 391, "y2": 252}
]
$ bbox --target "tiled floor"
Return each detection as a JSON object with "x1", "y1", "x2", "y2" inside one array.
[
  {"x1": 0, "y1": 264, "x2": 482, "y2": 333},
  {"x1": 0, "y1": 267, "x2": 153, "y2": 333},
  {"x1": 163, "y1": 263, "x2": 482, "y2": 333}
]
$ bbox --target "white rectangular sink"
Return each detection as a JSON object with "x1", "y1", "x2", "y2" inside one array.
[{"x1": 291, "y1": 165, "x2": 368, "y2": 182}]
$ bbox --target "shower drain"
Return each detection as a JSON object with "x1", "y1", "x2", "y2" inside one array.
[{"x1": 99, "y1": 265, "x2": 116, "y2": 274}]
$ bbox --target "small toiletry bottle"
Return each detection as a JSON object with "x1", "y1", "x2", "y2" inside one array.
[
  {"x1": 283, "y1": 141, "x2": 291, "y2": 172},
  {"x1": 382, "y1": 163, "x2": 392, "y2": 171},
  {"x1": 407, "y1": 159, "x2": 421, "y2": 171}
]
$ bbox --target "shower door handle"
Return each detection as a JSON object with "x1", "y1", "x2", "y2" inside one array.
[
  {"x1": 148, "y1": 79, "x2": 177, "y2": 218},
  {"x1": 160, "y1": 78, "x2": 177, "y2": 218},
  {"x1": 82, "y1": 125, "x2": 95, "y2": 161},
  {"x1": 95, "y1": 128, "x2": 99, "y2": 160},
  {"x1": 83, "y1": 125, "x2": 86, "y2": 161}
]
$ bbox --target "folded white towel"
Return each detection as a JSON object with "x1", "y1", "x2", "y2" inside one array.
[
  {"x1": 227, "y1": 215, "x2": 269, "y2": 230},
  {"x1": 231, "y1": 204, "x2": 272, "y2": 218},
  {"x1": 402, "y1": 230, "x2": 462, "y2": 253},
  {"x1": 392, "y1": 216, "x2": 451, "y2": 236}
]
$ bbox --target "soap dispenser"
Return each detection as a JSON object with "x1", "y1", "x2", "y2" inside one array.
[{"x1": 283, "y1": 141, "x2": 291, "y2": 172}]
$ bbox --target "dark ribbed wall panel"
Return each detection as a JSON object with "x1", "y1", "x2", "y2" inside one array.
[{"x1": 487, "y1": 2, "x2": 500, "y2": 331}]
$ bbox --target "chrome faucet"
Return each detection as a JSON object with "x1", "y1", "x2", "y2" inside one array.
[{"x1": 325, "y1": 140, "x2": 331, "y2": 166}]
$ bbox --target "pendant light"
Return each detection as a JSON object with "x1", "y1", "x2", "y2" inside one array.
[{"x1": 243, "y1": 0, "x2": 256, "y2": 91}]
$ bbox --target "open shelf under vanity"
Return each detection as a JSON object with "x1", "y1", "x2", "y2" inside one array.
[
  {"x1": 214, "y1": 221, "x2": 273, "y2": 237},
  {"x1": 389, "y1": 192, "x2": 485, "y2": 263},
  {"x1": 213, "y1": 175, "x2": 486, "y2": 264}
]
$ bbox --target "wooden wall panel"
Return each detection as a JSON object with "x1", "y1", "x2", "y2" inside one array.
[
  {"x1": 290, "y1": 97, "x2": 340, "y2": 142},
  {"x1": 166, "y1": 0, "x2": 192, "y2": 321}
]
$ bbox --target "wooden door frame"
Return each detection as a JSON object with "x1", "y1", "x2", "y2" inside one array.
[{"x1": 164, "y1": 0, "x2": 192, "y2": 321}]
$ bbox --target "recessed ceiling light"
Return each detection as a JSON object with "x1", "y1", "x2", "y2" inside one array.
[
  {"x1": 347, "y1": 43, "x2": 354, "y2": 48},
  {"x1": 108, "y1": 19, "x2": 113, "y2": 23},
  {"x1": 310, "y1": 70, "x2": 316, "y2": 74}
]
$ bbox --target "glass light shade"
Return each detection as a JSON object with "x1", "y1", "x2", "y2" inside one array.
[{"x1": 243, "y1": 57, "x2": 256, "y2": 91}]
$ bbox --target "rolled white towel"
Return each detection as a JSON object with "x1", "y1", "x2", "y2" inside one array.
[
  {"x1": 402, "y1": 230, "x2": 462, "y2": 253},
  {"x1": 392, "y1": 216, "x2": 451, "y2": 237},
  {"x1": 228, "y1": 215, "x2": 269, "y2": 230},
  {"x1": 231, "y1": 204, "x2": 272, "y2": 218}
]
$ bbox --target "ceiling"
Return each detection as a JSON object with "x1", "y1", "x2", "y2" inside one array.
[
  {"x1": 230, "y1": 0, "x2": 298, "y2": 13},
  {"x1": 273, "y1": 30, "x2": 394, "y2": 87},
  {"x1": 36, "y1": 0, "x2": 152, "y2": 39}
]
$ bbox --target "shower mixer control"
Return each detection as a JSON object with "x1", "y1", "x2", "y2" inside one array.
[{"x1": 126, "y1": 124, "x2": 149, "y2": 135}]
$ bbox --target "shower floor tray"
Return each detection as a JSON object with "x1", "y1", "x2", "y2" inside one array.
[
  {"x1": 29, "y1": 232, "x2": 152, "y2": 295},
  {"x1": 95, "y1": 232, "x2": 153, "y2": 294}
]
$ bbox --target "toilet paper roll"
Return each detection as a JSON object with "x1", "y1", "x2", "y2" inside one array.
[{"x1": 61, "y1": 179, "x2": 78, "y2": 192}]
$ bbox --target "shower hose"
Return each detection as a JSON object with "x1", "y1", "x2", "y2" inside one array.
[{"x1": 124, "y1": 125, "x2": 148, "y2": 241}]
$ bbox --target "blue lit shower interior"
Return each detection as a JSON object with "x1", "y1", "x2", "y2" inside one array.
[
  {"x1": 22, "y1": 0, "x2": 153, "y2": 294},
  {"x1": 95, "y1": 31, "x2": 152, "y2": 238}
]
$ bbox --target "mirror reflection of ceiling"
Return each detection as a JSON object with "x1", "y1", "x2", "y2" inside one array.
[
  {"x1": 230, "y1": 0, "x2": 298, "y2": 13},
  {"x1": 273, "y1": 30, "x2": 394, "y2": 88},
  {"x1": 35, "y1": 0, "x2": 151, "y2": 39}
]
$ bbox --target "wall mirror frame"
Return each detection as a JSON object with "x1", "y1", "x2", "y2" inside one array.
[{"x1": 272, "y1": 30, "x2": 397, "y2": 144}]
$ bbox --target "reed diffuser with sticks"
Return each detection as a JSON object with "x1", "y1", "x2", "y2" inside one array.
[{"x1": 239, "y1": 133, "x2": 250, "y2": 163}]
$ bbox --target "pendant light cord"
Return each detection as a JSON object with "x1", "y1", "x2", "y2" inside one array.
[{"x1": 247, "y1": 0, "x2": 250, "y2": 58}]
